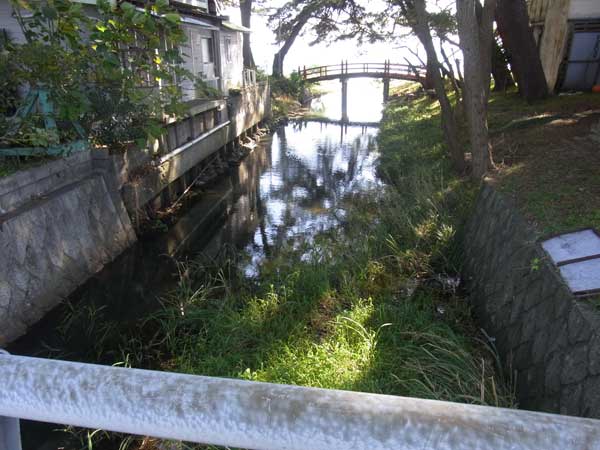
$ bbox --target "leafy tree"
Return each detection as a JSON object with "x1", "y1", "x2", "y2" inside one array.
[{"x1": 269, "y1": 0, "x2": 368, "y2": 77}]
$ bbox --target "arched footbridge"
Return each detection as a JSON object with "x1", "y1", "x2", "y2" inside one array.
[
  {"x1": 299, "y1": 61, "x2": 426, "y2": 83},
  {"x1": 298, "y1": 61, "x2": 427, "y2": 121}
]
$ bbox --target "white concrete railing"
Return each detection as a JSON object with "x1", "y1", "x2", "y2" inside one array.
[{"x1": 1, "y1": 353, "x2": 600, "y2": 450}]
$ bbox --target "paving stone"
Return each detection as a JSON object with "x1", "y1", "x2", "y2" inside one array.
[
  {"x1": 561, "y1": 344, "x2": 589, "y2": 385},
  {"x1": 513, "y1": 343, "x2": 532, "y2": 370},
  {"x1": 532, "y1": 329, "x2": 550, "y2": 364},
  {"x1": 582, "y1": 376, "x2": 600, "y2": 417},
  {"x1": 0, "y1": 281, "x2": 11, "y2": 308},
  {"x1": 588, "y1": 334, "x2": 600, "y2": 376},
  {"x1": 537, "y1": 395, "x2": 560, "y2": 414},
  {"x1": 544, "y1": 352, "x2": 563, "y2": 395},
  {"x1": 523, "y1": 277, "x2": 544, "y2": 312},
  {"x1": 0, "y1": 171, "x2": 136, "y2": 345},
  {"x1": 546, "y1": 321, "x2": 569, "y2": 356},
  {"x1": 568, "y1": 308, "x2": 593, "y2": 345},
  {"x1": 560, "y1": 382, "x2": 583, "y2": 416}
]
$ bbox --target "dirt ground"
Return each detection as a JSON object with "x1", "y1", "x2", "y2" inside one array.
[{"x1": 487, "y1": 92, "x2": 600, "y2": 236}]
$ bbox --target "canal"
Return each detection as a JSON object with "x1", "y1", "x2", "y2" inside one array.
[{"x1": 12, "y1": 79, "x2": 386, "y2": 449}]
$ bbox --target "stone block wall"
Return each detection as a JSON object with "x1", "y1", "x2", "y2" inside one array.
[
  {"x1": 0, "y1": 152, "x2": 136, "y2": 345},
  {"x1": 463, "y1": 184, "x2": 600, "y2": 417}
]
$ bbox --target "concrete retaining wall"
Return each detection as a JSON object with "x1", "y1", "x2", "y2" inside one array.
[
  {"x1": 0, "y1": 151, "x2": 136, "y2": 345},
  {"x1": 463, "y1": 184, "x2": 600, "y2": 417},
  {"x1": 121, "y1": 82, "x2": 271, "y2": 215}
]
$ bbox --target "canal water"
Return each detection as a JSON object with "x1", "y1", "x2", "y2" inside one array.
[{"x1": 11, "y1": 78, "x2": 384, "y2": 448}]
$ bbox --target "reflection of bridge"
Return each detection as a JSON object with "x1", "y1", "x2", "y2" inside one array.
[
  {"x1": 299, "y1": 61, "x2": 426, "y2": 121},
  {"x1": 295, "y1": 117, "x2": 380, "y2": 128}
]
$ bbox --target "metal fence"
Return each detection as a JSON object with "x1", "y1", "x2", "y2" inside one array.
[{"x1": 1, "y1": 352, "x2": 600, "y2": 450}]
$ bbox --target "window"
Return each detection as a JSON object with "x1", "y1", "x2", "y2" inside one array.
[
  {"x1": 201, "y1": 37, "x2": 214, "y2": 64},
  {"x1": 225, "y1": 36, "x2": 232, "y2": 62}
]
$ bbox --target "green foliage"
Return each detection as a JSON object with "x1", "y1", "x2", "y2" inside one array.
[
  {"x1": 195, "y1": 78, "x2": 221, "y2": 99},
  {"x1": 0, "y1": 30, "x2": 19, "y2": 116},
  {"x1": 255, "y1": 68, "x2": 269, "y2": 82},
  {"x1": 271, "y1": 71, "x2": 304, "y2": 98},
  {"x1": 3, "y1": 0, "x2": 192, "y2": 150}
]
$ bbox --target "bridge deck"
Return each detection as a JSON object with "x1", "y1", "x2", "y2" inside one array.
[{"x1": 300, "y1": 62, "x2": 426, "y2": 83}]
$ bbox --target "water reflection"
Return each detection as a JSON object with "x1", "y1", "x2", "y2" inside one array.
[
  {"x1": 310, "y1": 78, "x2": 384, "y2": 122},
  {"x1": 239, "y1": 121, "x2": 379, "y2": 276}
]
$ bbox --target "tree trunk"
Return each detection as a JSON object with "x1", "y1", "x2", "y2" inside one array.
[
  {"x1": 240, "y1": 0, "x2": 255, "y2": 68},
  {"x1": 457, "y1": 0, "x2": 496, "y2": 179},
  {"x1": 271, "y1": 12, "x2": 310, "y2": 77},
  {"x1": 413, "y1": 0, "x2": 465, "y2": 174},
  {"x1": 496, "y1": 0, "x2": 547, "y2": 101},
  {"x1": 491, "y1": 39, "x2": 514, "y2": 91}
]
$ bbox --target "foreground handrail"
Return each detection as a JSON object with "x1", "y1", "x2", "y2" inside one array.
[{"x1": 1, "y1": 354, "x2": 600, "y2": 449}]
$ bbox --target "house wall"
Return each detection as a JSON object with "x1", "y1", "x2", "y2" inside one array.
[
  {"x1": 0, "y1": 2, "x2": 25, "y2": 43},
  {"x1": 220, "y1": 29, "x2": 244, "y2": 93},
  {"x1": 528, "y1": 0, "x2": 600, "y2": 92},
  {"x1": 569, "y1": 0, "x2": 600, "y2": 19},
  {"x1": 538, "y1": 0, "x2": 572, "y2": 92},
  {"x1": 180, "y1": 24, "x2": 220, "y2": 102}
]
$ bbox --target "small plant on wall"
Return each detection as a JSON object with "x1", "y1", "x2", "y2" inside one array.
[{"x1": 2, "y1": 0, "x2": 192, "y2": 152}]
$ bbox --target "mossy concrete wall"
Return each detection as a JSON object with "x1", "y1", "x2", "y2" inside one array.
[
  {"x1": 121, "y1": 82, "x2": 271, "y2": 215},
  {"x1": 463, "y1": 184, "x2": 600, "y2": 417}
]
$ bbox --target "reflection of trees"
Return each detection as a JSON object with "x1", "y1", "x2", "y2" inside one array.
[{"x1": 259, "y1": 124, "x2": 377, "y2": 252}]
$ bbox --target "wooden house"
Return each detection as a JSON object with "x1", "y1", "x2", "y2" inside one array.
[{"x1": 528, "y1": 0, "x2": 600, "y2": 91}]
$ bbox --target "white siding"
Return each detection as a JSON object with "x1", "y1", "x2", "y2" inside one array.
[
  {"x1": 569, "y1": 0, "x2": 600, "y2": 19},
  {"x1": 180, "y1": 24, "x2": 219, "y2": 101},
  {"x1": 0, "y1": 2, "x2": 26, "y2": 43},
  {"x1": 219, "y1": 29, "x2": 243, "y2": 93}
]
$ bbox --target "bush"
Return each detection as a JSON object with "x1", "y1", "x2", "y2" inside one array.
[{"x1": 271, "y1": 71, "x2": 304, "y2": 99}]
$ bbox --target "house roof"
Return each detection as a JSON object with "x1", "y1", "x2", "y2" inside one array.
[
  {"x1": 181, "y1": 16, "x2": 219, "y2": 30},
  {"x1": 221, "y1": 21, "x2": 252, "y2": 33}
]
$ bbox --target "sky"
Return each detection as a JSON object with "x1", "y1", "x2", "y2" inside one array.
[{"x1": 223, "y1": 1, "x2": 432, "y2": 76}]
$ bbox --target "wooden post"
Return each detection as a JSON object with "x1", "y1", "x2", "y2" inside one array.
[
  {"x1": 383, "y1": 78, "x2": 390, "y2": 103},
  {"x1": 341, "y1": 78, "x2": 348, "y2": 123}
]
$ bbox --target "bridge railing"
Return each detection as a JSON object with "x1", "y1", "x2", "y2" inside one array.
[
  {"x1": 2, "y1": 352, "x2": 600, "y2": 450},
  {"x1": 299, "y1": 61, "x2": 427, "y2": 81}
]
